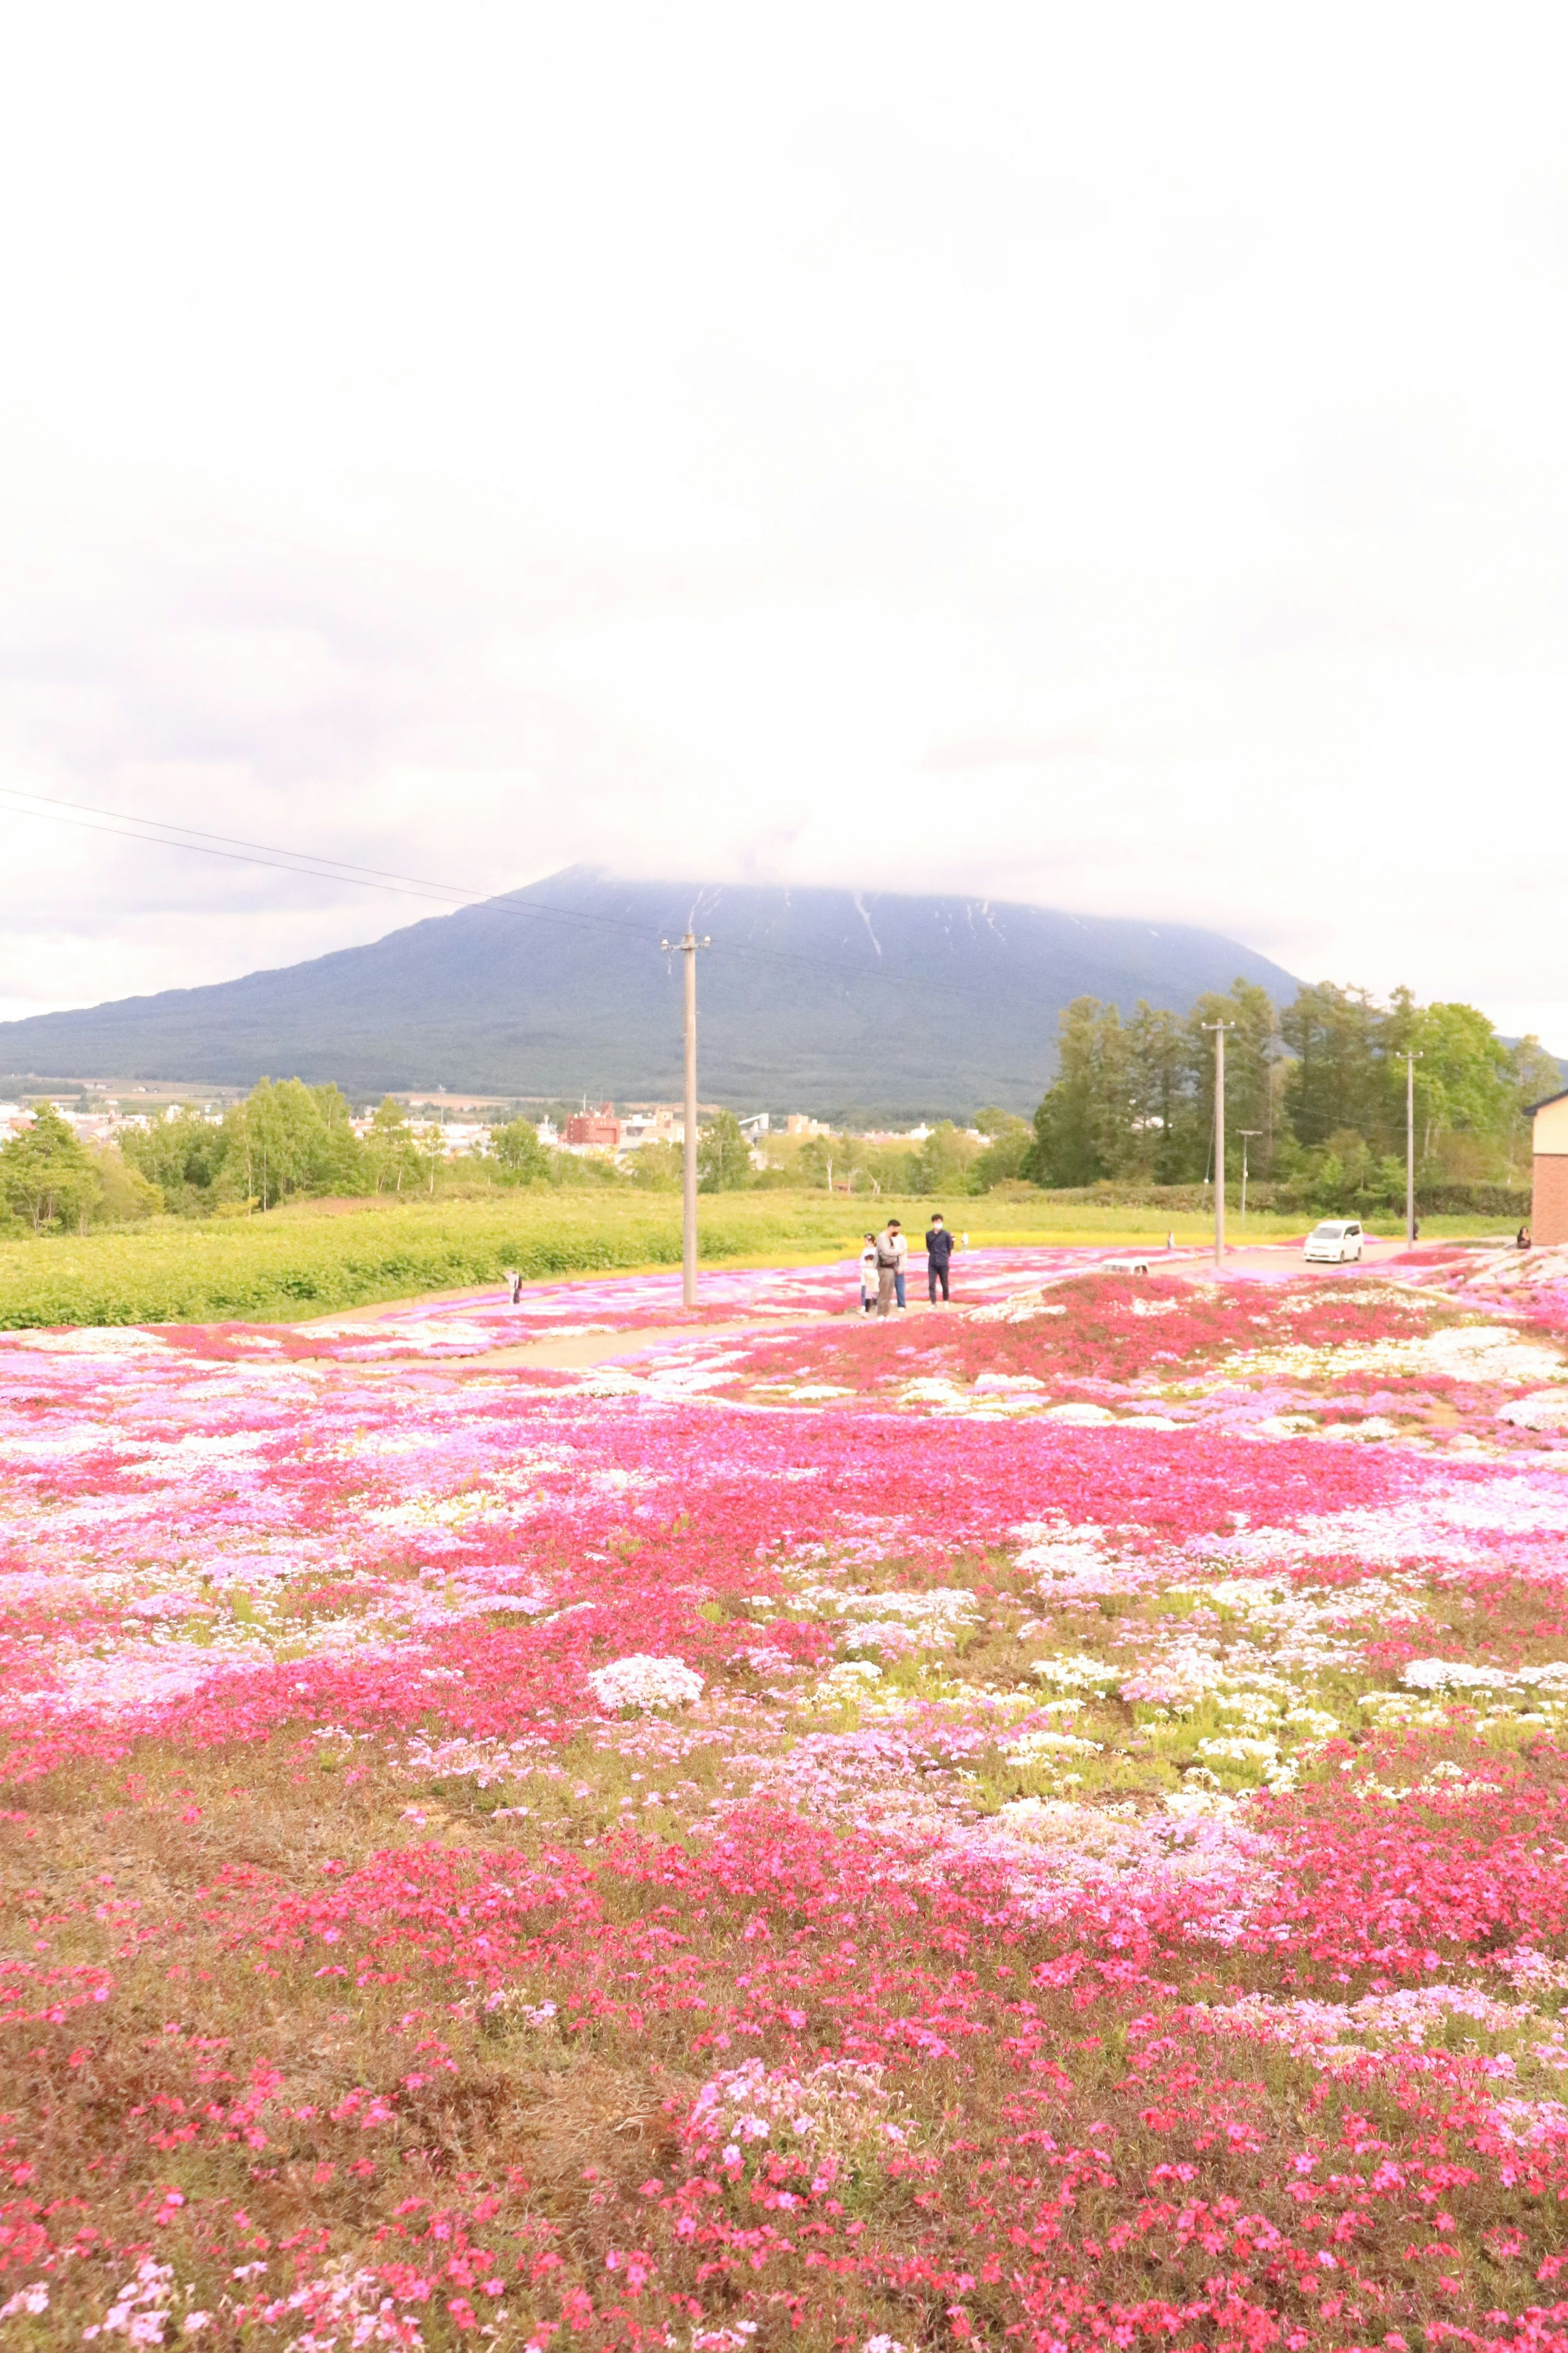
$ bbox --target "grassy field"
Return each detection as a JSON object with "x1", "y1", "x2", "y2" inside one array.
[{"x1": 0, "y1": 1190, "x2": 1503, "y2": 1328}]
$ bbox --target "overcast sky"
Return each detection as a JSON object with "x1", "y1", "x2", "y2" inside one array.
[{"x1": 2, "y1": 4, "x2": 1567, "y2": 1044}]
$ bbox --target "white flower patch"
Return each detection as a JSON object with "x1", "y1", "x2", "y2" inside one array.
[
  {"x1": 1403, "y1": 1655, "x2": 1568, "y2": 1694},
  {"x1": 1404, "y1": 1657, "x2": 1515, "y2": 1691},
  {"x1": 1498, "y1": 1391, "x2": 1568, "y2": 1431},
  {"x1": 1197, "y1": 1735, "x2": 1280, "y2": 1764},
  {"x1": 1249, "y1": 1412, "x2": 1323, "y2": 1439},
  {"x1": 834, "y1": 1586, "x2": 978, "y2": 1656},
  {"x1": 1004, "y1": 1729, "x2": 1104, "y2": 1763},
  {"x1": 362, "y1": 1487, "x2": 519, "y2": 1534},
  {"x1": 895, "y1": 1377, "x2": 981, "y2": 1413},
  {"x1": 120, "y1": 1430, "x2": 273, "y2": 1476},
  {"x1": 1282, "y1": 1706, "x2": 1342, "y2": 1740},
  {"x1": 970, "y1": 1291, "x2": 1068, "y2": 1324},
  {"x1": 587, "y1": 1654, "x2": 704, "y2": 1712},
  {"x1": 1017, "y1": 1530, "x2": 1131, "y2": 1597},
  {"x1": 1120, "y1": 1645, "x2": 1232, "y2": 1709},
  {"x1": 1217, "y1": 1319, "x2": 1567, "y2": 1389},
  {"x1": 810, "y1": 1660, "x2": 892, "y2": 1708},
  {"x1": 6, "y1": 1326, "x2": 173, "y2": 1356},
  {"x1": 1419, "y1": 1326, "x2": 1568, "y2": 1385},
  {"x1": 1031, "y1": 1653, "x2": 1119, "y2": 1691}
]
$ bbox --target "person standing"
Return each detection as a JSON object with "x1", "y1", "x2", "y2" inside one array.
[
  {"x1": 873, "y1": 1219, "x2": 903, "y2": 1317},
  {"x1": 859, "y1": 1232, "x2": 879, "y2": 1312},
  {"x1": 925, "y1": 1212, "x2": 956, "y2": 1302},
  {"x1": 892, "y1": 1220, "x2": 909, "y2": 1309}
]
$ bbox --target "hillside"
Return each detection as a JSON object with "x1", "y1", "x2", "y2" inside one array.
[{"x1": 0, "y1": 868, "x2": 1297, "y2": 1120}]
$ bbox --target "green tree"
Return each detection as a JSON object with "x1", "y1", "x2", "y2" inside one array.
[
  {"x1": 1281, "y1": 984, "x2": 1385, "y2": 1151},
  {"x1": 970, "y1": 1109, "x2": 1033, "y2": 1190},
  {"x1": 1409, "y1": 1003, "x2": 1516, "y2": 1161},
  {"x1": 0, "y1": 1105, "x2": 100, "y2": 1233},
  {"x1": 794, "y1": 1135, "x2": 836, "y2": 1190},
  {"x1": 698, "y1": 1109, "x2": 753, "y2": 1192},
  {"x1": 1124, "y1": 1005, "x2": 1194, "y2": 1181},
  {"x1": 909, "y1": 1120, "x2": 982, "y2": 1196},
  {"x1": 1186, "y1": 979, "x2": 1280, "y2": 1184},
  {"x1": 488, "y1": 1117, "x2": 549, "y2": 1185},
  {"x1": 363, "y1": 1098, "x2": 422, "y2": 1195},
  {"x1": 86, "y1": 1144, "x2": 163, "y2": 1224},
  {"x1": 629, "y1": 1140, "x2": 684, "y2": 1190},
  {"x1": 227, "y1": 1079, "x2": 362, "y2": 1210},
  {"x1": 119, "y1": 1105, "x2": 233, "y2": 1213},
  {"x1": 1024, "y1": 998, "x2": 1134, "y2": 1185}
]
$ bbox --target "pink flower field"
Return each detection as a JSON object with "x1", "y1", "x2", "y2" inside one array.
[{"x1": 4, "y1": 1244, "x2": 1568, "y2": 2350}]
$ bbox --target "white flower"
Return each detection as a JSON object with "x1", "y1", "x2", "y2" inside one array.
[
  {"x1": 1030, "y1": 1654, "x2": 1118, "y2": 1690},
  {"x1": 1403, "y1": 1658, "x2": 1507, "y2": 1691},
  {"x1": 587, "y1": 1654, "x2": 704, "y2": 1711},
  {"x1": 1004, "y1": 1730, "x2": 1104, "y2": 1762}
]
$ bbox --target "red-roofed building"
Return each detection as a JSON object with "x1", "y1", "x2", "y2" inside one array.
[{"x1": 565, "y1": 1102, "x2": 621, "y2": 1150}]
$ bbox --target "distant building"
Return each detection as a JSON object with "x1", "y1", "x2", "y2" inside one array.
[
  {"x1": 565, "y1": 1102, "x2": 622, "y2": 1151},
  {"x1": 1530, "y1": 1089, "x2": 1568, "y2": 1245},
  {"x1": 785, "y1": 1114, "x2": 830, "y2": 1137}
]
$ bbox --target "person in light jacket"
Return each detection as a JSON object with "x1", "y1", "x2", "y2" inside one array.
[
  {"x1": 859, "y1": 1233, "x2": 879, "y2": 1312},
  {"x1": 873, "y1": 1220, "x2": 903, "y2": 1317}
]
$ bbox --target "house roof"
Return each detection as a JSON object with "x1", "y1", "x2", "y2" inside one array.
[{"x1": 1527, "y1": 1087, "x2": 1568, "y2": 1116}]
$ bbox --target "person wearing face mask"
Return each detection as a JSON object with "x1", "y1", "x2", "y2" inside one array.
[{"x1": 925, "y1": 1212, "x2": 957, "y2": 1302}]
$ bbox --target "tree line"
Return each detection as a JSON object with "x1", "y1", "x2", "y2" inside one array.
[
  {"x1": 0, "y1": 1084, "x2": 780, "y2": 1233},
  {"x1": 1022, "y1": 979, "x2": 1557, "y2": 1210},
  {"x1": 1, "y1": 976, "x2": 1556, "y2": 1233}
]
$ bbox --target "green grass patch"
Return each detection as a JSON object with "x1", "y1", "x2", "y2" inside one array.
[{"x1": 0, "y1": 1189, "x2": 1503, "y2": 1329}]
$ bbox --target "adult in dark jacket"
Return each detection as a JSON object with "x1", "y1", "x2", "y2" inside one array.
[{"x1": 925, "y1": 1213, "x2": 957, "y2": 1302}]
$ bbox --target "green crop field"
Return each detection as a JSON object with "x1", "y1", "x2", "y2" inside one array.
[{"x1": 0, "y1": 1191, "x2": 1502, "y2": 1329}]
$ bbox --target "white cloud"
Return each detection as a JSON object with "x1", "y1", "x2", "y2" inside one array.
[{"x1": 1, "y1": 1, "x2": 1566, "y2": 1040}]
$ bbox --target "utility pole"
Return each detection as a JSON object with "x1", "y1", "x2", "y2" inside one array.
[
  {"x1": 661, "y1": 930, "x2": 710, "y2": 1307},
  {"x1": 1238, "y1": 1131, "x2": 1261, "y2": 1227},
  {"x1": 1203, "y1": 1022, "x2": 1234, "y2": 1271},
  {"x1": 1403, "y1": 1050, "x2": 1422, "y2": 1247}
]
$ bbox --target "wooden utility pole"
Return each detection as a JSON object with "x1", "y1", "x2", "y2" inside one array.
[
  {"x1": 1203, "y1": 1022, "x2": 1234, "y2": 1271},
  {"x1": 1403, "y1": 1050, "x2": 1422, "y2": 1247},
  {"x1": 662, "y1": 930, "x2": 710, "y2": 1306}
]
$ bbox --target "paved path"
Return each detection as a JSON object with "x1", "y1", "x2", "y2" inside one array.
[{"x1": 312, "y1": 1237, "x2": 1431, "y2": 1374}]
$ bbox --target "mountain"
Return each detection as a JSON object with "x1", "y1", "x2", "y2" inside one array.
[{"x1": 0, "y1": 868, "x2": 1298, "y2": 1121}]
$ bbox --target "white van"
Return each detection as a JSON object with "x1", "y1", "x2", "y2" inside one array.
[{"x1": 1304, "y1": 1219, "x2": 1364, "y2": 1264}]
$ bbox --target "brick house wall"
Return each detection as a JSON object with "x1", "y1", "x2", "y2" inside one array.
[{"x1": 1534, "y1": 1152, "x2": 1568, "y2": 1247}]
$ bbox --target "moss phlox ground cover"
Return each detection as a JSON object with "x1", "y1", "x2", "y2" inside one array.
[{"x1": 3, "y1": 1248, "x2": 1568, "y2": 2347}]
